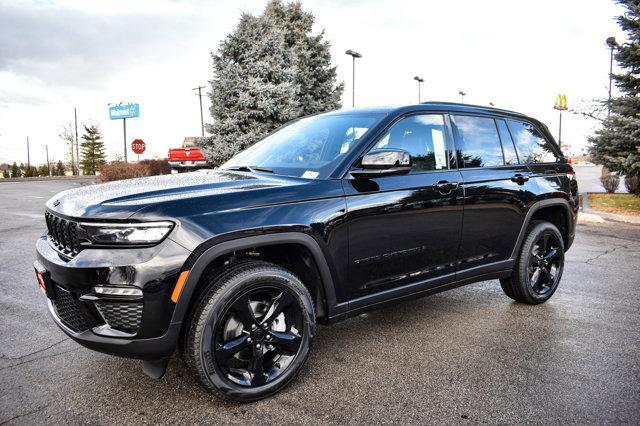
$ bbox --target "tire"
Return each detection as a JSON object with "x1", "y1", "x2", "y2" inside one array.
[
  {"x1": 500, "y1": 221, "x2": 565, "y2": 304},
  {"x1": 184, "y1": 260, "x2": 316, "y2": 402}
]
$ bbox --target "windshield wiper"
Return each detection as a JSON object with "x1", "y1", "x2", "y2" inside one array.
[{"x1": 225, "y1": 165, "x2": 273, "y2": 173}]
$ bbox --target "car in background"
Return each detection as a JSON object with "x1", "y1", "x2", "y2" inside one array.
[{"x1": 168, "y1": 137, "x2": 208, "y2": 173}]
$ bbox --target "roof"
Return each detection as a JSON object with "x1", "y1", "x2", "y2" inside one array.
[{"x1": 327, "y1": 102, "x2": 529, "y2": 119}]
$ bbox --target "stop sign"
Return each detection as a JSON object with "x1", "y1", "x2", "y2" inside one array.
[{"x1": 131, "y1": 139, "x2": 146, "y2": 155}]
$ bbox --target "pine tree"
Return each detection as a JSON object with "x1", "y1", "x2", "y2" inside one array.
[
  {"x1": 264, "y1": 1, "x2": 343, "y2": 116},
  {"x1": 11, "y1": 162, "x2": 20, "y2": 178},
  {"x1": 55, "y1": 160, "x2": 66, "y2": 176},
  {"x1": 589, "y1": 0, "x2": 640, "y2": 190},
  {"x1": 2, "y1": 169, "x2": 9, "y2": 178},
  {"x1": 38, "y1": 164, "x2": 50, "y2": 177},
  {"x1": 80, "y1": 124, "x2": 107, "y2": 175},
  {"x1": 199, "y1": 0, "x2": 343, "y2": 165}
]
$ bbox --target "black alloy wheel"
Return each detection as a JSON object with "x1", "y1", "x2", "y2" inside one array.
[
  {"x1": 527, "y1": 232, "x2": 563, "y2": 295},
  {"x1": 210, "y1": 287, "x2": 304, "y2": 387},
  {"x1": 500, "y1": 221, "x2": 565, "y2": 304},
  {"x1": 184, "y1": 261, "x2": 315, "y2": 402}
]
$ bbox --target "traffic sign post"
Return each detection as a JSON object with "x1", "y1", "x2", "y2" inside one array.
[{"x1": 109, "y1": 103, "x2": 140, "y2": 162}]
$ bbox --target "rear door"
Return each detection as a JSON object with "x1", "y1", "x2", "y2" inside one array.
[
  {"x1": 341, "y1": 113, "x2": 464, "y2": 302},
  {"x1": 452, "y1": 114, "x2": 537, "y2": 277}
]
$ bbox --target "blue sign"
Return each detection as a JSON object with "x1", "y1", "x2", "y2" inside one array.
[{"x1": 109, "y1": 103, "x2": 140, "y2": 120}]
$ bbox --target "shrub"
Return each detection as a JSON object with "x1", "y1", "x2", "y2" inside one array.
[
  {"x1": 625, "y1": 175, "x2": 640, "y2": 196},
  {"x1": 99, "y1": 160, "x2": 171, "y2": 182},
  {"x1": 99, "y1": 162, "x2": 149, "y2": 182},
  {"x1": 600, "y1": 174, "x2": 620, "y2": 193},
  {"x1": 140, "y1": 159, "x2": 171, "y2": 176}
]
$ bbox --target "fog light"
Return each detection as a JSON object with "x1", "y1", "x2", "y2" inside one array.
[{"x1": 92, "y1": 286, "x2": 142, "y2": 297}]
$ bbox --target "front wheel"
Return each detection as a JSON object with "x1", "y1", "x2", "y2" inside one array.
[
  {"x1": 500, "y1": 221, "x2": 565, "y2": 304},
  {"x1": 184, "y1": 261, "x2": 316, "y2": 402}
]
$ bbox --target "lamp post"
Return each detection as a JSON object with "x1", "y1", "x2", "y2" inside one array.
[
  {"x1": 606, "y1": 36, "x2": 618, "y2": 116},
  {"x1": 345, "y1": 49, "x2": 362, "y2": 108},
  {"x1": 414, "y1": 76, "x2": 424, "y2": 102},
  {"x1": 458, "y1": 90, "x2": 467, "y2": 103}
]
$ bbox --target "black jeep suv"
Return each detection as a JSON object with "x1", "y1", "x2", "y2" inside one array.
[{"x1": 35, "y1": 102, "x2": 578, "y2": 401}]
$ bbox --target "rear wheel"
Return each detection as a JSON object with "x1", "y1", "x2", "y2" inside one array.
[
  {"x1": 500, "y1": 221, "x2": 565, "y2": 304},
  {"x1": 184, "y1": 261, "x2": 315, "y2": 402}
]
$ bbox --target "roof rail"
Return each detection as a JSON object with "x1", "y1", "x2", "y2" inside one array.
[{"x1": 421, "y1": 101, "x2": 525, "y2": 116}]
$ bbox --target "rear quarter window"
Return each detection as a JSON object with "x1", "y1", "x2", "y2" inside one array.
[{"x1": 507, "y1": 119, "x2": 559, "y2": 163}]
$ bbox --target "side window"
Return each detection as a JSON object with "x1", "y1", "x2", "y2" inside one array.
[
  {"x1": 452, "y1": 115, "x2": 504, "y2": 167},
  {"x1": 496, "y1": 119, "x2": 519, "y2": 165},
  {"x1": 507, "y1": 120, "x2": 559, "y2": 163},
  {"x1": 373, "y1": 114, "x2": 449, "y2": 172}
]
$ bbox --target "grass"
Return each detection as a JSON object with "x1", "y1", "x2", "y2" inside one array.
[{"x1": 588, "y1": 193, "x2": 640, "y2": 216}]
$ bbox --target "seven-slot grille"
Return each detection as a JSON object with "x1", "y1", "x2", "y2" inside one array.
[{"x1": 45, "y1": 211, "x2": 81, "y2": 256}]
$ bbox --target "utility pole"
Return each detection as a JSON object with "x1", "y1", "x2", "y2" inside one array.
[
  {"x1": 45, "y1": 144, "x2": 51, "y2": 176},
  {"x1": 193, "y1": 86, "x2": 205, "y2": 137},
  {"x1": 26, "y1": 137, "x2": 30, "y2": 169},
  {"x1": 69, "y1": 122, "x2": 75, "y2": 172},
  {"x1": 345, "y1": 50, "x2": 362, "y2": 108},
  {"x1": 74, "y1": 107, "x2": 80, "y2": 175}
]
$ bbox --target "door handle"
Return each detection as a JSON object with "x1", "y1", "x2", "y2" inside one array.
[
  {"x1": 433, "y1": 180, "x2": 459, "y2": 194},
  {"x1": 511, "y1": 174, "x2": 530, "y2": 184}
]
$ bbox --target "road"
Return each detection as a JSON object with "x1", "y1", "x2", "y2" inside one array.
[
  {"x1": 0, "y1": 179, "x2": 638, "y2": 424},
  {"x1": 573, "y1": 164, "x2": 628, "y2": 193}
]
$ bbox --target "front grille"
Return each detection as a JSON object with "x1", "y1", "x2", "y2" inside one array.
[
  {"x1": 45, "y1": 211, "x2": 81, "y2": 256},
  {"x1": 52, "y1": 285, "x2": 90, "y2": 333},
  {"x1": 95, "y1": 302, "x2": 143, "y2": 333}
]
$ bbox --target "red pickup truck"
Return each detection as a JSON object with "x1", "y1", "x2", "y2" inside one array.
[{"x1": 168, "y1": 137, "x2": 208, "y2": 172}]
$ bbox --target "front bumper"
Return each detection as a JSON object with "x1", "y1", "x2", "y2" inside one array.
[{"x1": 35, "y1": 235, "x2": 191, "y2": 360}]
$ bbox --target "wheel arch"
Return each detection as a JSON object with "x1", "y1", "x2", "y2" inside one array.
[
  {"x1": 509, "y1": 198, "x2": 574, "y2": 260},
  {"x1": 171, "y1": 232, "x2": 339, "y2": 327}
]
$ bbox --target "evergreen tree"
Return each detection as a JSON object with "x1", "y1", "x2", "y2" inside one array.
[
  {"x1": 55, "y1": 160, "x2": 66, "y2": 176},
  {"x1": 199, "y1": 0, "x2": 343, "y2": 165},
  {"x1": 11, "y1": 162, "x2": 20, "y2": 178},
  {"x1": 2, "y1": 169, "x2": 9, "y2": 179},
  {"x1": 589, "y1": 0, "x2": 640, "y2": 190},
  {"x1": 80, "y1": 124, "x2": 107, "y2": 175},
  {"x1": 38, "y1": 164, "x2": 50, "y2": 177}
]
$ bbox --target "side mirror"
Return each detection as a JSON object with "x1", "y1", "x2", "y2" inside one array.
[{"x1": 350, "y1": 149, "x2": 412, "y2": 179}]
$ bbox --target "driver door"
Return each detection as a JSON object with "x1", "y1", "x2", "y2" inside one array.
[{"x1": 341, "y1": 113, "x2": 464, "y2": 303}]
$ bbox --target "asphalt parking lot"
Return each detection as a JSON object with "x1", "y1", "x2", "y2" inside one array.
[{"x1": 0, "y1": 179, "x2": 639, "y2": 424}]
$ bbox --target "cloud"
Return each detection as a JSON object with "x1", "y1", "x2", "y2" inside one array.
[{"x1": 0, "y1": 0, "x2": 204, "y2": 89}]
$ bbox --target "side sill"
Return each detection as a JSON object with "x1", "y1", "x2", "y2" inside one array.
[{"x1": 326, "y1": 270, "x2": 512, "y2": 325}]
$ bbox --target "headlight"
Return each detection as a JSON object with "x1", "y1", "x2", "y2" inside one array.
[{"x1": 81, "y1": 221, "x2": 174, "y2": 245}]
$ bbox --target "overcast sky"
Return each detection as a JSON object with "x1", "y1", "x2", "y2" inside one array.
[{"x1": 0, "y1": 0, "x2": 626, "y2": 166}]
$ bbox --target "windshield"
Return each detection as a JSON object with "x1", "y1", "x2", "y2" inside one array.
[{"x1": 221, "y1": 113, "x2": 383, "y2": 179}]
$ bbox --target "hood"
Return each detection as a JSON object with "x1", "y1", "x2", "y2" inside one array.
[{"x1": 46, "y1": 170, "x2": 300, "y2": 219}]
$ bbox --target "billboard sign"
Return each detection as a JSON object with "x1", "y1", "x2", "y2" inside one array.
[{"x1": 109, "y1": 103, "x2": 140, "y2": 120}]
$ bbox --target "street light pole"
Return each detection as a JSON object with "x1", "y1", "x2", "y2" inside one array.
[
  {"x1": 193, "y1": 86, "x2": 205, "y2": 136},
  {"x1": 26, "y1": 136, "x2": 30, "y2": 170},
  {"x1": 345, "y1": 50, "x2": 362, "y2": 108},
  {"x1": 458, "y1": 91, "x2": 467, "y2": 103},
  {"x1": 414, "y1": 76, "x2": 424, "y2": 102},
  {"x1": 606, "y1": 36, "x2": 618, "y2": 116}
]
